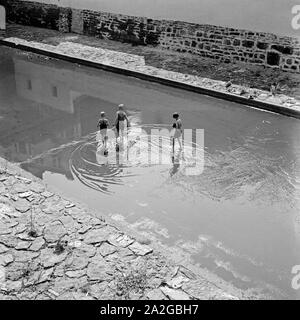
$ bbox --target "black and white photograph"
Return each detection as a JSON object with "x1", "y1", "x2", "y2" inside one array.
[{"x1": 0, "y1": 0, "x2": 299, "y2": 308}]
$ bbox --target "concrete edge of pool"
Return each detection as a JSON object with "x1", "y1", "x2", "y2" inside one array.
[
  {"x1": 1, "y1": 38, "x2": 300, "y2": 120},
  {"x1": 0, "y1": 156, "x2": 250, "y2": 300}
]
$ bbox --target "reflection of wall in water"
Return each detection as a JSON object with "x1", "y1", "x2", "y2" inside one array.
[
  {"x1": 1, "y1": 119, "x2": 82, "y2": 163},
  {"x1": 13, "y1": 56, "x2": 132, "y2": 111},
  {"x1": 13, "y1": 54, "x2": 210, "y2": 130},
  {"x1": 21, "y1": 147, "x2": 75, "y2": 180},
  {"x1": 13, "y1": 55, "x2": 149, "y2": 120},
  {"x1": 0, "y1": 56, "x2": 83, "y2": 165},
  {"x1": 0, "y1": 5, "x2": 5, "y2": 31},
  {"x1": 14, "y1": 57, "x2": 76, "y2": 114}
]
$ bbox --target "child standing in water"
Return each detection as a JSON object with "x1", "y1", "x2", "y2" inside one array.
[
  {"x1": 114, "y1": 104, "x2": 130, "y2": 148},
  {"x1": 97, "y1": 112, "x2": 110, "y2": 154},
  {"x1": 172, "y1": 112, "x2": 183, "y2": 152}
]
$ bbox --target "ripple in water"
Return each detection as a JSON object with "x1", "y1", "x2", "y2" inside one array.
[{"x1": 69, "y1": 124, "x2": 202, "y2": 195}]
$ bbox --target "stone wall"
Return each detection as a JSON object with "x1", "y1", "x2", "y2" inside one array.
[
  {"x1": 4, "y1": 0, "x2": 70, "y2": 32},
  {"x1": 3, "y1": 0, "x2": 300, "y2": 73},
  {"x1": 74, "y1": 9, "x2": 161, "y2": 46},
  {"x1": 158, "y1": 23, "x2": 300, "y2": 73}
]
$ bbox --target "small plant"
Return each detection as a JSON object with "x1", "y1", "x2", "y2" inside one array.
[
  {"x1": 115, "y1": 266, "x2": 148, "y2": 299},
  {"x1": 80, "y1": 284, "x2": 90, "y2": 295},
  {"x1": 28, "y1": 229, "x2": 38, "y2": 238},
  {"x1": 21, "y1": 262, "x2": 33, "y2": 279},
  {"x1": 54, "y1": 238, "x2": 66, "y2": 255},
  {"x1": 28, "y1": 210, "x2": 38, "y2": 238},
  {"x1": 240, "y1": 88, "x2": 247, "y2": 96},
  {"x1": 28, "y1": 209, "x2": 38, "y2": 238}
]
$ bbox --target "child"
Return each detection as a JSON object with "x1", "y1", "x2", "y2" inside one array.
[
  {"x1": 114, "y1": 104, "x2": 130, "y2": 150},
  {"x1": 97, "y1": 112, "x2": 110, "y2": 154},
  {"x1": 171, "y1": 112, "x2": 183, "y2": 152}
]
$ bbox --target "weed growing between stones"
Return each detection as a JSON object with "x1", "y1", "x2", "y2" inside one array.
[
  {"x1": 21, "y1": 263, "x2": 32, "y2": 278},
  {"x1": 20, "y1": 262, "x2": 35, "y2": 291},
  {"x1": 115, "y1": 266, "x2": 148, "y2": 299},
  {"x1": 28, "y1": 209, "x2": 38, "y2": 238},
  {"x1": 54, "y1": 238, "x2": 67, "y2": 255}
]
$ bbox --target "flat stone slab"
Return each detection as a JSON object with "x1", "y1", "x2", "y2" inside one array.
[
  {"x1": 146, "y1": 288, "x2": 168, "y2": 300},
  {"x1": 14, "y1": 199, "x2": 30, "y2": 213},
  {"x1": 84, "y1": 226, "x2": 117, "y2": 244},
  {"x1": 15, "y1": 224, "x2": 28, "y2": 235},
  {"x1": 0, "y1": 243, "x2": 9, "y2": 253},
  {"x1": 74, "y1": 243, "x2": 96, "y2": 258},
  {"x1": 97, "y1": 243, "x2": 117, "y2": 257},
  {"x1": 18, "y1": 191, "x2": 33, "y2": 199},
  {"x1": 128, "y1": 242, "x2": 153, "y2": 256},
  {"x1": 41, "y1": 191, "x2": 54, "y2": 198},
  {"x1": 13, "y1": 250, "x2": 40, "y2": 263},
  {"x1": 41, "y1": 202, "x2": 65, "y2": 214},
  {"x1": 0, "y1": 235, "x2": 18, "y2": 248},
  {"x1": 160, "y1": 286, "x2": 191, "y2": 300},
  {"x1": 15, "y1": 241, "x2": 31, "y2": 250},
  {"x1": 166, "y1": 276, "x2": 190, "y2": 289},
  {"x1": 66, "y1": 269, "x2": 86, "y2": 278},
  {"x1": 0, "y1": 203, "x2": 20, "y2": 218},
  {"x1": 40, "y1": 250, "x2": 68, "y2": 268},
  {"x1": 30, "y1": 237, "x2": 45, "y2": 251},
  {"x1": 29, "y1": 182, "x2": 45, "y2": 193},
  {"x1": 16, "y1": 176, "x2": 32, "y2": 184},
  {"x1": 66, "y1": 254, "x2": 89, "y2": 271},
  {"x1": 78, "y1": 225, "x2": 92, "y2": 234},
  {"x1": 65, "y1": 203, "x2": 75, "y2": 209},
  {"x1": 36, "y1": 268, "x2": 54, "y2": 284},
  {"x1": 0, "y1": 253, "x2": 14, "y2": 266},
  {"x1": 108, "y1": 234, "x2": 135, "y2": 248},
  {"x1": 11, "y1": 183, "x2": 29, "y2": 194},
  {"x1": 87, "y1": 255, "x2": 112, "y2": 281},
  {"x1": 44, "y1": 221, "x2": 67, "y2": 243},
  {"x1": 181, "y1": 280, "x2": 239, "y2": 300}
]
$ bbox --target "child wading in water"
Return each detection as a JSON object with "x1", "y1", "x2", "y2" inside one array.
[
  {"x1": 171, "y1": 112, "x2": 183, "y2": 153},
  {"x1": 97, "y1": 112, "x2": 110, "y2": 155},
  {"x1": 114, "y1": 104, "x2": 130, "y2": 150}
]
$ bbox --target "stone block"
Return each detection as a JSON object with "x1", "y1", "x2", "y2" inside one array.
[{"x1": 267, "y1": 51, "x2": 281, "y2": 66}]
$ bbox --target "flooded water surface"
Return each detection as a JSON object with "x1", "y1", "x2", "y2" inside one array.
[{"x1": 1, "y1": 47, "x2": 300, "y2": 299}]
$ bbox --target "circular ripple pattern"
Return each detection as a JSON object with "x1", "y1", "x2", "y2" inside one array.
[{"x1": 69, "y1": 125, "x2": 202, "y2": 195}]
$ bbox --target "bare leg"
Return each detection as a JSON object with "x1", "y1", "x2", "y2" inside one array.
[
  {"x1": 172, "y1": 137, "x2": 175, "y2": 154},
  {"x1": 177, "y1": 137, "x2": 182, "y2": 149},
  {"x1": 115, "y1": 128, "x2": 119, "y2": 151},
  {"x1": 120, "y1": 129, "x2": 125, "y2": 145}
]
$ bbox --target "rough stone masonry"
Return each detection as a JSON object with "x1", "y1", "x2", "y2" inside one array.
[{"x1": 2, "y1": 0, "x2": 300, "y2": 73}]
